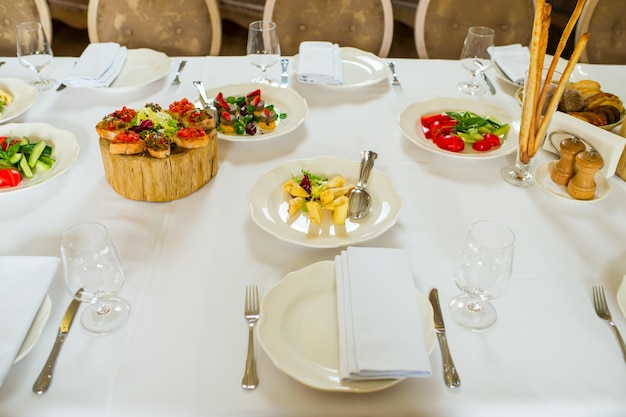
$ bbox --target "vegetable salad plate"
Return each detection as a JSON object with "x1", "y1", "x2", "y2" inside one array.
[
  {"x1": 196, "y1": 82, "x2": 308, "y2": 142},
  {"x1": 0, "y1": 123, "x2": 79, "y2": 193},
  {"x1": 258, "y1": 260, "x2": 435, "y2": 393},
  {"x1": 105, "y1": 48, "x2": 170, "y2": 90},
  {"x1": 0, "y1": 78, "x2": 37, "y2": 124},
  {"x1": 248, "y1": 156, "x2": 401, "y2": 248},
  {"x1": 399, "y1": 97, "x2": 520, "y2": 159}
]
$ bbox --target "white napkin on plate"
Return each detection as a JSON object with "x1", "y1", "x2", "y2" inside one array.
[
  {"x1": 0, "y1": 256, "x2": 59, "y2": 387},
  {"x1": 335, "y1": 247, "x2": 431, "y2": 381},
  {"x1": 297, "y1": 41, "x2": 343, "y2": 85},
  {"x1": 491, "y1": 44, "x2": 530, "y2": 86},
  {"x1": 62, "y1": 42, "x2": 128, "y2": 88}
]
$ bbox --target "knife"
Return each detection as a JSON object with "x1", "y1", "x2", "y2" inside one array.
[
  {"x1": 33, "y1": 290, "x2": 82, "y2": 395},
  {"x1": 428, "y1": 288, "x2": 460, "y2": 389},
  {"x1": 482, "y1": 72, "x2": 496, "y2": 95},
  {"x1": 280, "y1": 58, "x2": 289, "y2": 88},
  {"x1": 193, "y1": 80, "x2": 210, "y2": 110}
]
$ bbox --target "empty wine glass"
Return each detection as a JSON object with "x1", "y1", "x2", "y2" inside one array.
[
  {"x1": 15, "y1": 21, "x2": 56, "y2": 91},
  {"x1": 61, "y1": 222, "x2": 130, "y2": 335},
  {"x1": 449, "y1": 220, "x2": 515, "y2": 331},
  {"x1": 458, "y1": 26, "x2": 495, "y2": 96},
  {"x1": 246, "y1": 21, "x2": 281, "y2": 84}
]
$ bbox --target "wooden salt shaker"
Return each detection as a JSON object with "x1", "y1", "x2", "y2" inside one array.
[
  {"x1": 566, "y1": 149, "x2": 603, "y2": 200},
  {"x1": 551, "y1": 137, "x2": 586, "y2": 185}
]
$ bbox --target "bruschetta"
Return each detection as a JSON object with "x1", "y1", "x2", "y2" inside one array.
[
  {"x1": 96, "y1": 106, "x2": 137, "y2": 140},
  {"x1": 110, "y1": 130, "x2": 145, "y2": 155},
  {"x1": 145, "y1": 131, "x2": 170, "y2": 159}
]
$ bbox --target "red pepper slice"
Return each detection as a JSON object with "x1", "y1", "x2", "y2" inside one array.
[
  {"x1": 0, "y1": 168, "x2": 21, "y2": 187},
  {"x1": 221, "y1": 111, "x2": 232, "y2": 122},
  {"x1": 246, "y1": 89, "x2": 261, "y2": 98},
  {"x1": 483, "y1": 133, "x2": 501, "y2": 148},
  {"x1": 216, "y1": 92, "x2": 230, "y2": 109}
]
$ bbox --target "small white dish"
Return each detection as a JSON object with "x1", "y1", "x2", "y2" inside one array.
[
  {"x1": 248, "y1": 156, "x2": 401, "y2": 248},
  {"x1": 14, "y1": 295, "x2": 51, "y2": 363},
  {"x1": 105, "y1": 48, "x2": 170, "y2": 90},
  {"x1": 534, "y1": 161, "x2": 610, "y2": 203},
  {"x1": 257, "y1": 260, "x2": 435, "y2": 393},
  {"x1": 0, "y1": 78, "x2": 37, "y2": 124}
]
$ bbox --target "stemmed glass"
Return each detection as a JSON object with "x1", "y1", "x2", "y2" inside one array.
[
  {"x1": 246, "y1": 21, "x2": 281, "y2": 84},
  {"x1": 449, "y1": 220, "x2": 515, "y2": 331},
  {"x1": 61, "y1": 222, "x2": 130, "y2": 335},
  {"x1": 458, "y1": 26, "x2": 495, "y2": 96},
  {"x1": 15, "y1": 21, "x2": 56, "y2": 91}
]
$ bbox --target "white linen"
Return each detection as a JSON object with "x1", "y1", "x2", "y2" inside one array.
[
  {"x1": 335, "y1": 247, "x2": 431, "y2": 380},
  {"x1": 297, "y1": 41, "x2": 343, "y2": 85},
  {"x1": 62, "y1": 43, "x2": 127, "y2": 88},
  {"x1": 0, "y1": 256, "x2": 59, "y2": 387},
  {"x1": 492, "y1": 44, "x2": 530, "y2": 86}
]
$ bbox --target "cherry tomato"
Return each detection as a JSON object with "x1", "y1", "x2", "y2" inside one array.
[
  {"x1": 483, "y1": 133, "x2": 501, "y2": 148},
  {"x1": 0, "y1": 168, "x2": 21, "y2": 187},
  {"x1": 472, "y1": 139, "x2": 492, "y2": 151}
]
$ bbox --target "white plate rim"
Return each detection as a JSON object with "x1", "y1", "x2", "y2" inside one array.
[
  {"x1": 0, "y1": 78, "x2": 37, "y2": 124},
  {"x1": 493, "y1": 54, "x2": 589, "y2": 87},
  {"x1": 14, "y1": 294, "x2": 51, "y2": 363},
  {"x1": 399, "y1": 97, "x2": 520, "y2": 159},
  {"x1": 248, "y1": 156, "x2": 402, "y2": 248},
  {"x1": 0, "y1": 122, "x2": 80, "y2": 194},
  {"x1": 534, "y1": 161, "x2": 610, "y2": 203},
  {"x1": 104, "y1": 48, "x2": 170, "y2": 90},
  {"x1": 617, "y1": 275, "x2": 626, "y2": 320},
  {"x1": 195, "y1": 82, "x2": 309, "y2": 142},
  {"x1": 257, "y1": 260, "x2": 435, "y2": 393}
]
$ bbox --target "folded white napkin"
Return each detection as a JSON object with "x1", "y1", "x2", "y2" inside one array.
[
  {"x1": 335, "y1": 247, "x2": 431, "y2": 381},
  {"x1": 0, "y1": 256, "x2": 59, "y2": 387},
  {"x1": 297, "y1": 41, "x2": 343, "y2": 85},
  {"x1": 63, "y1": 42, "x2": 128, "y2": 88},
  {"x1": 491, "y1": 44, "x2": 530, "y2": 86}
]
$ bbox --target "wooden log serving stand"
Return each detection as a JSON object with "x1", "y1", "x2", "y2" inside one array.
[{"x1": 98, "y1": 131, "x2": 218, "y2": 202}]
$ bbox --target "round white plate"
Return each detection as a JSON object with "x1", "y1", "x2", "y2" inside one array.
[
  {"x1": 399, "y1": 97, "x2": 519, "y2": 159},
  {"x1": 534, "y1": 161, "x2": 609, "y2": 203},
  {"x1": 0, "y1": 78, "x2": 37, "y2": 124},
  {"x1": 257, "y1": 260, "x2": 435, "y2": 393},
  {"x1": 14, "y1": 295, "x2": 51, "y2": 363},
  {"x1": 196, "y1": 82, "x2": 308, "y2": 142},
  {"x1": 294, "y1": 47, "x2": 388, "y2": 89},
  {"x1": 0, "y1": 122, "x2": 80, "y2": 194},
  {"x1": 106, "y1": 48, "x2": 170, "y2": 90},
  {"x1": 248, "y1": 156, "x2": 401, "y2": 248}
]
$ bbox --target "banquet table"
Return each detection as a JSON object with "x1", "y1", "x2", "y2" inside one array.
[{"x1": 1, "y1": 53, "x2": 626, "y2": 417}]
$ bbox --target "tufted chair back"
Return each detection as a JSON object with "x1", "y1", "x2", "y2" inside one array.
[
  {"x1": 414, "y1": 0, "x2": 535, "y2": 59},
  {"x1": 87, "y1": 0, "x2": 222, "y2": 56},
  {"x1": 0, "y1": 0, "x2": 52, "y2": 56},
  {"x1": 262, "y1": 0, "x2": 394, "y2": 57},
  {"x1": 576, "y1": 0, "x2": 626, "y2": 64}
]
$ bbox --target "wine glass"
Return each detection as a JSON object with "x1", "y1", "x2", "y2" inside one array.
[
  {"x1": 458, "y1": 26, "x2": 495, "y2": 96},
  {"x1": 246, "y1": 21, "x2": 281, "y2": 84},
  {"x1": 61, "y1": 222, "x2": 130, "y2": 335},
  {"x1": 449, "y1": 220, "x2": 515, "y2": 331},
  {"x1": 15, "y1": 21, "x2": 56, "y2": 91}
]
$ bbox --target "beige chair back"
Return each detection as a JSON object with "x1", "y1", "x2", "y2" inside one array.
[
  {"x1": 0, "y1": 0, "x2": 53, "y2": 56},
  {"x1": 415, "y1": 0, "x2": 535, "y2": 59},
  {"x1": 576, "y1": 0, "x2": 626, "y2": 64},
  {"x1": 87, "y1": 0, "x2": 222, "y2": 56},
  {"x1": 263, "y1": 0, "x2": 394, "y2": 57}
]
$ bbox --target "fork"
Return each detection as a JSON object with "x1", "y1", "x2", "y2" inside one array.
[
  {"x1": 592, "y1": 286, "x2": 626, "y2": 362},
  {"x1": 171, "y1": 60, "x2": 187, "y2": 86},
  {"x1": 242, "y1": 285, "x2": 260, "y2": 390},
  {"x1": 388, "y1": 61, "x2": 401, "y2": 87}
]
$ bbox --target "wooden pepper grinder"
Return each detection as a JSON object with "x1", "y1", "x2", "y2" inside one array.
[
  {"x1": 550, "y1": 137, "x2": 586, "y2": 185},
  {"x1": 566, "y1": 149, "x2": 603, "y2": 200}
]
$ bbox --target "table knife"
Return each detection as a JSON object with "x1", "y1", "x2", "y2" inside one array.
[
  {"x1": 33, "y1": 291, "x2": 82, "y2": 395},
  {"x1": 482, "y1": 72, "x2": 496, "y2": 95},
  {"x1": 280, "y1": 58, "x2": 289, "y2": 88},
  {"x1": 428, "y1": 288, "x2": 461, "y2": 389}
]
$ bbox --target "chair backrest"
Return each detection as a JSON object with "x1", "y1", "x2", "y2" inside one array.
[
  {"x1": 87, "y1": 0, "x2": 222, "y2": 56},
  {"x1": 576, "y1": 0, "x2": 626, "y2": 64},
  {"x1": 263, "y1": 0, "x2": 394, "y2": 58},
  {"x1": 415, "y1": 0, "x2": 535, "y2": 59},
  {"x1": 0, "y1": 0, "x2": 53, "y2": 56}
]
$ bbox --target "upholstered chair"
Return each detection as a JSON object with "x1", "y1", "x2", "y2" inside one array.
[
  {"x1": 262, "y1": 0, "x2": 394, "y2": 57},
  {"x1": 576, "y1": 0, "x2": 626, "y2": 64},
  {"x1": 0, "y1": 0, "x2": 53, "y2": 56},
  {"x1": 87, "y1": 0, "x2": 222, "y2": 56}
]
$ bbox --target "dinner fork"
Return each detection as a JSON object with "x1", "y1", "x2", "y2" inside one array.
[
  {"x1": 242, "y1": 285, "x2": 260, "y2": 390},
  {"x1": 388, "y1": 61, "x2": 401, "y2": 87},
  {"x1": 171, "y1": 60, "x2": 187, "y2": 86},
  {"x1": 592, "y1": 286, "x2": 626, "y2": 362}
]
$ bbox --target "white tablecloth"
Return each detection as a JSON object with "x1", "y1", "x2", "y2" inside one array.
[{"x1": 1, "y1": 55, "x2": 625, "y2": 417}]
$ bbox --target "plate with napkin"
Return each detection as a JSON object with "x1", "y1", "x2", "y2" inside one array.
[{"x1": 258, "y1": 253, "x2": 435, "y2": 393}]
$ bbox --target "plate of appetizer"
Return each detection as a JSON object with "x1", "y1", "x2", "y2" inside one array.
[
  {"x1": 196, "y1": 83, "x2": 308, "y2": 142},
  {"x1": 399, "y1": 97, "x2": 519, "y2": 159},
  {"x1": 0, "y1": 123, "x2": 79, "y2": 193},
  {"x1": 248, "y1": 156, "x2": 401, "y2": 248},
  {"x1": 0, "y1": 78, "x2": 37, "y2": 124},
  {"x1": 104, "y1": 48, "x2": 171, "y2": 90}
]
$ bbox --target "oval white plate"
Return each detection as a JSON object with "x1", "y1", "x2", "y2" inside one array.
[
  {"x1": 294, "y1": 47, "x2": 388, "y2": 89},
  {"x1": 105, "y1": 48, "x2": 170, "y2": 90},
  {"x1": 0, "y1": 78, "x2": 37, "y2": 124},
  {"x1": 14, "y1": 295, "x2": 51, "y2": 363},
  {"x1": 196, "y1": 82, "x2": 308, "y2": 142},
  {"x1": 399, "y1": 97, "x2": 520, "y2": 159},
  {"x1": 0, "y1": 122, "x2": 80, "y2": 194},
  {"x1": 258, "y1": 260, "x2": 435, "y2": 393},
  {"x1": 248, "y1": 156, "x2": 401, "y2": 248},
  {"x1": 534, "y1": 161, "x2": 609, "y2": 203}
]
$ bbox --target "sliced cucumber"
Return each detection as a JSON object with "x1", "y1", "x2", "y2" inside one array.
[
  {"x1": 9, "y1": 152, "x2": 22, "y2": 164},
  {"x1": 38, "y1": 155, "x2": 55, "y2": 166},
  {"x1": 28, "y1": 141, "x2": 46, "y2": 168},
  {"x1": 19, "y1": 154, "x2": 33, "y2": 178},
  {"x1": 35, "y1": 159, "x2": 51, "y2": 173}
]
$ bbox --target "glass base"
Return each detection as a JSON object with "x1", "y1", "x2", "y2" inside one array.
[
  {"x1": 250, "y1": 76, "x2": 278, "y2": 86},
  {"x1": 81, "y1": 298, "x2": 130, "y2": 335},
  {"x1": 458, "y1": 81, "x2": 487, "y2": 96},
  {"x1": 449, "y1": 295, "x2": 497, "y2": 331},
  {"x1": 33, "y1": 78, "x2": 56, "y2": 91},
  {"x1": 501, "y1": 164, "x2": 536, "y2": 187}
]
